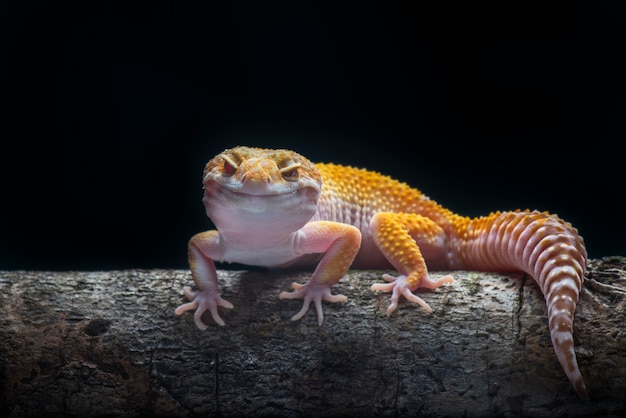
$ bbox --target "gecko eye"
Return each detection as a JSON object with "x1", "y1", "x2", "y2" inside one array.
[
  {"x1": 281, "y1": 167, "x2": 299, "y2": 181},
  {"x1": 220, "y1": 153, "x2": 241, "y2": 177},
  {"x1": 279, "y1": 160, "x2": 301, "y2": 181},
  {"x1": 222, "y1": 160, "x2": 236, "y2": 176}
]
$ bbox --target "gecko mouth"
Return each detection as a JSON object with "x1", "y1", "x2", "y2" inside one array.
[
  {"x1": 204, "y1": 181, "x2": 320, "y2": 212},
  {"x1": 205, "y1": 180, "x2": 318, "y2": 197}
]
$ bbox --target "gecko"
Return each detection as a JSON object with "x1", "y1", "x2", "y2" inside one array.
[{"x1": 175, "y1": 146, "x2": 589, "y2": 400}]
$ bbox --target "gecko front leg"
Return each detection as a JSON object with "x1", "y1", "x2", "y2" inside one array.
[
  {"x1": 279, "y1": 221, "x2": 362, "y2": 325},
  {"x1": 175, "y1": 231, "x2": 233, "y2": 329}
]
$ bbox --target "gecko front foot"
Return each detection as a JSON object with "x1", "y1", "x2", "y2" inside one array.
[
  {"x1": 279, "y1": 282, "x2": 347, "y2": 326},
  {"x1": 371, "y1": 273, "x2": 454, "y2": 316},
  {"x1": 175, "y1": 286, "x2": 234, "y2": 329}
]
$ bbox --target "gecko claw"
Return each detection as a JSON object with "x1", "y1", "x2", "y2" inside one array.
[{"x1": 289, "y1": 296, "x2": 316, "y2": 323}]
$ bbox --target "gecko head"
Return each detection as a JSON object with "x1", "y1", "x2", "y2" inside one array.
[{"x1": 201, "y1": 146, "x2": 322, "y2": 234}]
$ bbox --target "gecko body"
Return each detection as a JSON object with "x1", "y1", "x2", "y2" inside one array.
[{"x1": 175, "y1": 146, "x2": 589, "y2": 399}]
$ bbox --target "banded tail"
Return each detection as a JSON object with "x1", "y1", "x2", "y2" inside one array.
[{"x1": 459, "y1": 210, "x2": 588, "y2": 399}]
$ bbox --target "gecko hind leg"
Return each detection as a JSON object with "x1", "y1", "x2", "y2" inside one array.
[{"x1": 369, "y1": 212, "x2": 454, "y2": 316}]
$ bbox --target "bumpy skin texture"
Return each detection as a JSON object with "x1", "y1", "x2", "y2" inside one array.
[{"x1": 175, "y1": 146, "x2": 589, "y2": 399}]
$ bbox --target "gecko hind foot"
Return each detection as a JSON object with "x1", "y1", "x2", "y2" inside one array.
[
  {"x1": 279, "y1": 282, "x2": 347, "y2": 326},
  {"x1": 371, "y1": 273, "x2": 454, "y2": 316}
]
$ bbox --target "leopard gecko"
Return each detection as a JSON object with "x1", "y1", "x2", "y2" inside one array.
[{"x1": 175, "y1": 146, "x2": 589, "y2": 399}]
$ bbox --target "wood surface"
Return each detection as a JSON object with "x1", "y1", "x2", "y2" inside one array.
[{"x1": 1, "y1": 257, "x2": 625, "y2": 417}]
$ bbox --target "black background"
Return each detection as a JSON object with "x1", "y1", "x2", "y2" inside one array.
[{"x1": 1, "y1": 1, "x2": 625, "y2": 270}]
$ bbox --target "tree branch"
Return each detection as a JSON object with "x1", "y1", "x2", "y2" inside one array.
[{"x1": 1, "y1": 257, "x2": 625, "y2": 417}]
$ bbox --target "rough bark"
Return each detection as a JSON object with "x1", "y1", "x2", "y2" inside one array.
[{"x1": 1, "y1": 257, "x2": 625, "y2": 417}]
